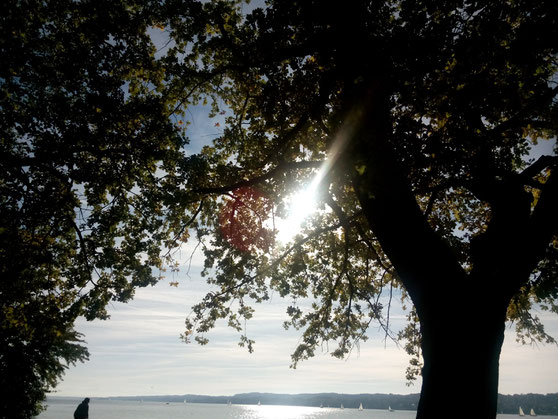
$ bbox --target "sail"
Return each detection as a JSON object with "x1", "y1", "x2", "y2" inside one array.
[
  {"x1": 358, "y1": 403, "x2": 363, "y2": 411},
  {"x1": 519, "y1": 407, "x2": 525, "y2": 416},
  {"x1": 530, "y1": 408, "x2": 537, "y2": 416}
]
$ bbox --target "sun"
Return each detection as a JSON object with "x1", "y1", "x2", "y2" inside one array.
[
  {"x1": 275, "y1": 184, "x2": 319, "y2": 244},
  {"x1": 274, "y1": 157, "x2": 333, "y2": 244}
]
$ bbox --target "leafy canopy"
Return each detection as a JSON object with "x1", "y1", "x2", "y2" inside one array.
[{"x1": 158, "y1": 0, "x2": 558, "y2": 375}]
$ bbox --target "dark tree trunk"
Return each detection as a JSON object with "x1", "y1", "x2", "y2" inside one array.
[
  {"x1": 415, "y1": 292, "x2": 509, "y2": 419},
  {"x1": 344, "y1": 81, "x2": 527, "y2": 419}
]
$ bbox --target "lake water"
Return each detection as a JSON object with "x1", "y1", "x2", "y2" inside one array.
[{"x1": 37, "y1": 398, "x2": 557, "y2": 419}]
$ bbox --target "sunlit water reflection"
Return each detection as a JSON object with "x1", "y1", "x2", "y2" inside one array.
[
  {"x1": 37, "y1": 399, "x2": 558, "y2": 419},
  {"x1": 237, "y1": 404, "x2": 328, "y2": 419}
]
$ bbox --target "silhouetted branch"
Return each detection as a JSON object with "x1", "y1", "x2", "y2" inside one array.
[
  {"x1": 195, "y1": 160, "x2": 323, "y2": 195},
  {"x1": 521, "y1": 155, "x2": 558, "y2": 180}
]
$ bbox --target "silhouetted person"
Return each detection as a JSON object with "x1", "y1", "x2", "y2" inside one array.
[{"x1": 73, "y1": 398, "x2": 89, "y2": 419}]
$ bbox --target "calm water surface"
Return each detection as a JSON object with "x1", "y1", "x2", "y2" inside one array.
[{"x1": 37, "y1": 398, "x2": 557, "y2": 419}]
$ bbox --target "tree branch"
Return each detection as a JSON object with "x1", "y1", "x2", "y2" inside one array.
[
  {"x1": 163, "y1": 199, "x2": 205, "y2": 260},
  {"x1": 69, "y1": 217, "x2": 93, "y2": 285},
  {"x1": 349, "y1": 81, "x2": 467, "y2": 308},
  {"x1": 488, "y1": 84, "x2": 558, "y2": 137},
  {"x1": 195, "y1": 160, "x2": 323, "y2": 195},
  {"x1": 520, "y1": 155, "x2": 558, "y2": 180}
]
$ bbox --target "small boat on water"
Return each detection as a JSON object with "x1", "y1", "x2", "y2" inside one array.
[
  {"x1": 530, "y1": 408, "x2": 537, "y2": 416},
  {"x1": 388, "y1": 406, "x2": 395, "y2": 412},
  {"x1": 358, "y1": 403, "x2": 364, "y2": 411},
  {"x1": 340, "y1": 404, "x2": 344, "y2": 410},
  {"x1": 519, "y1": 407, "x2": 525, "y2": 416}
]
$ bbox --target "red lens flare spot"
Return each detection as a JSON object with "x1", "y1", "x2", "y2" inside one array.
[{"x1": 219, "y1": 186, "x2": 275, "y2": 253}]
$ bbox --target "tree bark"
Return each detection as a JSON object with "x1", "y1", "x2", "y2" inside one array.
[{"x1": 415, "y1": 289, "x2": 509, "y2": 419}]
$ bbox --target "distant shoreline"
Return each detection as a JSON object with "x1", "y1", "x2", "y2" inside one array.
[{"x1": 48, "y1": 392, "x2": 558, "y2": 415}]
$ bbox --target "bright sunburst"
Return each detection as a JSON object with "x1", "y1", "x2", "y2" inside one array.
[
  {"x1": 275, "y1": 156, "x2": 336, "y2": 245},
  {"x1": 275, "y1": 185, "x2": 319, "y2": 244},
  {"x1": 275, "y1": 152, "x2": 341, "y2": 244}
]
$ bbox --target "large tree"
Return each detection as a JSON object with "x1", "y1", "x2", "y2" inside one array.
[
  {"x1": 0, "y1": 1, "x2": 189, "y2": 417},
  {"x1": 159, "y1": 1, "x2": 558, "y2": 418}
]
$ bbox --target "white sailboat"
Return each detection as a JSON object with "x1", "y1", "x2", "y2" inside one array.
[
  {"x1": 519, "y1": 407, "x2": 525, "y2": 416},
  {"x1": 340, "y1": 404, "x2": 344, "y2": 410},
  {"x1": 530, "y1": 408, "x2": 537, "y2": 417},
  {"x1": 358, "y1": 403, "x2": 364, "y2": 411},
  {"x1": 257, "y1": 401, "x2": 261, "y2": 406},
  {"x1": 388, "y1": 406, "x2": 395, "y2": 412}
]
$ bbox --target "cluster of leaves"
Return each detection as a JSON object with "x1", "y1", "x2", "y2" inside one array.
[{"x1": 0, "y1": 0, "x2": 197, "y2": 416}]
